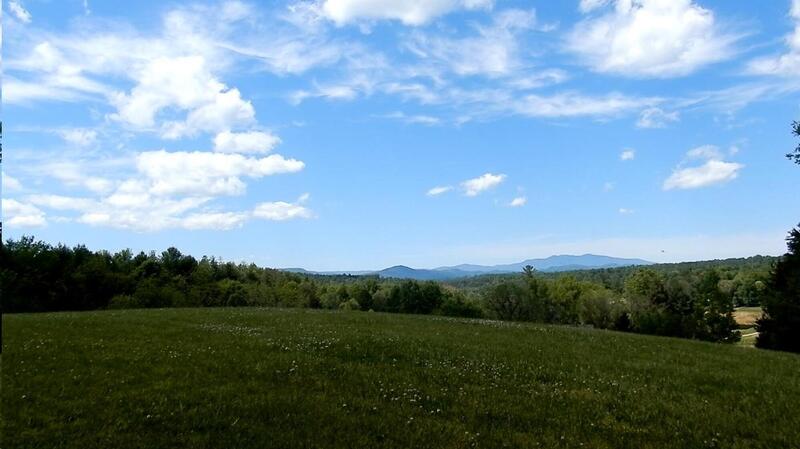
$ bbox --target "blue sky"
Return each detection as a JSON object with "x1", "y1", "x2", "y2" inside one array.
[{"x1": 2, "y1": 0, "x2": 799, "y2": 270}]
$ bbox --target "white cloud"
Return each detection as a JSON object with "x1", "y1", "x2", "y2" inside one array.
[
  {"x1": 3, "y1": 173, "x2": 23, "y2": 191},
  {"x1": 663, "y1": 159, "x2": 743, "y2": 190},
  {"x1": 42, "y1": 162, "x2": 115, "y2": 194},
  {"x1": 511, "y1": 92, "x2": 657, "y2": 118},
  {"x1": 427, "y1": 185, "x2": 453, "y2": 196},
  {"x1": 2, "y1": 199, "x2": 46, "y2": 227},
  {"x1": 567, "y1": 0, "x2": 738, "y2": 78},
  {"x1": 461, "y1": 172, "x2": 506, "y2": 196},
  {"x1": 181, "y1": 212, "x2": 249, "y2": 230},
  {"x1": 214, "y1": 131, "x2": 282, "y2": 154},
  {"x1": 320, "y1": 0, "x2": 494, "y2": 26},
  {"x1": 509, "y1": 196, "x2": 527, "y2": 207},
  {"x1": 747, "y1": 0, "x2": 800, "y2": 77},
  {"x1": 136, "y1": 150, "x2": 305, "y2": 196},
  {"x1": 508, "y1": 70, "x2": 569, "y2": 90},
  {"x1": 686, "y1": 144, "x2": 723, "y2": 161},
  {"x1": 620, "y1": 149, "x2": 635, "y2": 161},
  {"x1": 27, "y1": 194, "x2": 97, "y2": 211},
  {"x1": 8, "y1": 1, "x2": 32, "y2": 23},
  {"x1": 618, "y1": 208, "x2": 634, "y2": 215},
  {"x1": 663, "y1": 145, "x2": 744, "y2": 190},
  {"x1": 253, "y1": 201, "x2": 313, "y2": 221},
  {"x1": 603, "y1": 181, "x2": 615, "y2": 192},
  {"x1": 383, "y1": 111, "x2": 441, "y2": 126},
  {"x1": 579, "y1": 0, "x2": 612, "y2": 13},
  {"x1": 637, "y1": 107, "x2": 679, "y2": 128},
  {"x1": 60, "y1": 129, "x2": 98, "y2": 147},
  {"x1": 110, "y1": 56, "x2": 255, "y2": 138},
  {"x1": 404, "y1": 8, "x2": 538, "y2": 77}
]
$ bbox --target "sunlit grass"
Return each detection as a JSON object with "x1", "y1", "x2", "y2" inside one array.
[{"x1": 3, "y1": 308, "x2": 799, "y2": 448}]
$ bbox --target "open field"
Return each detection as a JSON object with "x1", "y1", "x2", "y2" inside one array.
[
  {"x1": 733, "y1": 307, "x2": 764, "y2": 347},
  {"x1": 733, "y1": 307, "x2": 763, "y2": 328},
  {"x1": 3, "y1": 308, "x2": 800, "y2": 449}
]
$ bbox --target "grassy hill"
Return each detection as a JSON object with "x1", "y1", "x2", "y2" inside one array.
[{"x1": 3, "y1": 308, "x2": 799, "y2": 448}]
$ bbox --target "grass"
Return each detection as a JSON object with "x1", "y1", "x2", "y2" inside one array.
[
  {"x1": 733, "y1": 307, "x2": 763, "y2": 328},
  {"x1": 3, "y1": 308, "x2": 800, "y2": 449}
]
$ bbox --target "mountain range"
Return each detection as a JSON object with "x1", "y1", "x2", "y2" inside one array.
[{"x1": 283, "y1": 254, "x2": 652, "y2": 281}]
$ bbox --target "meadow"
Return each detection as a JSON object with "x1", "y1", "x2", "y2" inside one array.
[{"x1": 3, "y1": 308, "x2": 799, "y2": 449}]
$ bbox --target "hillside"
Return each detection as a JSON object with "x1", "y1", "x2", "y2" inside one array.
[{"x1": 3, "y1": 308, "x2": 799, "y2": 449}]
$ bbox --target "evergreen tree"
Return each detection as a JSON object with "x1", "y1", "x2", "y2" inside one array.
[
  {"x1": 756, "y1": 225, "x2": 800, "y2": 352},
  {"x1": 788, "y1": 121, "x2": 800, "y2": 165}
]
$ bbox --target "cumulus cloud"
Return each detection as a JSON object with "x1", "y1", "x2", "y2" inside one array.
[
  {"x1": 214, "y1": 131, "x2": 282, "y2": 154},
  {"x1": 427, "y1": 185, "x2": 453, "y2": 196},
  {"x1": 663, "y1": 145, "x2": 743, "y2": 190},
  {"x1": 509, "y1": 196, "x2": 527, "y2": 207},
  {"x1": 620, "y1": 149, "x2": 635, "y2": 161},
  {"x1": 253, "y1": 198, "x2": 314, "y2": 221},
  {"x1": 110, "y1": 56, "x2": 255, "y2": 138},
  {"x1": 41, "y1": 162, "x2": 115, "y2": 194},
  {"x1": 27, "y1": 194, "x2": 97, "y2": 211},
  {"x1": 747, "y1": 0, "x2": 800, "y2": 77},
  {"x1": 181, "y1": 212, "x2": 250, "y2": 230},
  {"x1": 567, "y1": 0, "x2": 738, "y2": 78},
  {"x1": 461, "y1": 173, "x2": 506, "y2": 196},
  {"x1": 3, "y1": 199, "x2": 46, "y2": 227},
  {"x1": 319, "y1": 0, "x2": 494, "y2": 26},
  {"x1": 618, "y1": 207, "x2": 634, "y2": 215},
  {"x1": 8, "y1": 1, "x2": 32, "y2": 23},
  {"x1": 136, "y1": 150, "x2": 305, "y2": 196},
  {"x1": 637, "y1": 107, "x2": 679, "y2": 128}
]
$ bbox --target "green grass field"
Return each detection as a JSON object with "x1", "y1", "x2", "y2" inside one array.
[{"x1": 3, "y1": 308, "x2": 799, "y2": 449}]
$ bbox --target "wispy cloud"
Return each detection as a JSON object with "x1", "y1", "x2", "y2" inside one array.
[
  {"x1": 427, "y1": 185, "x2": 453, "y2": 196},
  {"x1": 461, "y1": 173, "x2": 506, "y2": 196}
]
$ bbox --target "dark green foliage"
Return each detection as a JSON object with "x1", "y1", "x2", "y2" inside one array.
[
  {"x1": 437, "y1": 292, "x2": 484, "y2": 318},
  {"x1": 788, "y1": 120, "x2": 800, "y2": 164},
  {"x1": 3, "y1": 309, "x2": 800, "y2": 449},
  {"x1": 387, "y1": 281, "x2": 444, "y2": 314},
  {"x1": 622, "y1": 268, "x2": 738, "y2": 342},
  {"x1": 757, "y1": 225, "x2": 800, "y2": 352}
]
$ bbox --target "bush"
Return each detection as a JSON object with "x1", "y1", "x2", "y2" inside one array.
[
  {"x1": 578, "y1": 289, "x2": 619, "y2": 329},
  {"x1": 438, "y1": 293, "x2": 484, "y2": 318},
  {"x1": 339, "y1": 298, "x2": 360, "y2": 311},
  {"x1": 107, "y1": 294, "x2": 143, "y2": 310}
]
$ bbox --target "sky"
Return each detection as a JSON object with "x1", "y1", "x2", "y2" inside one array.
[{"x1": 2, "y1": 0, "x2": 800, "y2": 271}]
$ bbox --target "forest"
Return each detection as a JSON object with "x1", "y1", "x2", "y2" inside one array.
[{"x1": 3, "y1": 231, "x2": 796, "y2": 350}]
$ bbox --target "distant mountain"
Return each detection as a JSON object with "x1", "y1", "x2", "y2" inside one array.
[
  {"x1": 376, "y1": 265, "x2": 472, "y2": 281},
  {"x1": 282, "y1": 254, "x2": 652, "y2": 281},
  {"x1": 435, "y1": 254, "x2": 652, "y2": 274}
]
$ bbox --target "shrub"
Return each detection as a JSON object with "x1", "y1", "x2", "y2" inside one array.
[{"x1": 107, "y1": 294, "x2": 142, "y2": 310}]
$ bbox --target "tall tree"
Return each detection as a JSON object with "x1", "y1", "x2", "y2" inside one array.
[{"x1": 756, "y1": 225, "x2": 800, "y2": 352}]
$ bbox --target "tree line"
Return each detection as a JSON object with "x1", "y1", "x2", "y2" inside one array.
[{"x1": 4, "y1": 232, "x2": 795, "y2": 348}]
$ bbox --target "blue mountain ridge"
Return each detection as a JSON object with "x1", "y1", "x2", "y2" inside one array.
[{"x1": 282, "y1": 254, "x2": 652, "y2": 280}]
